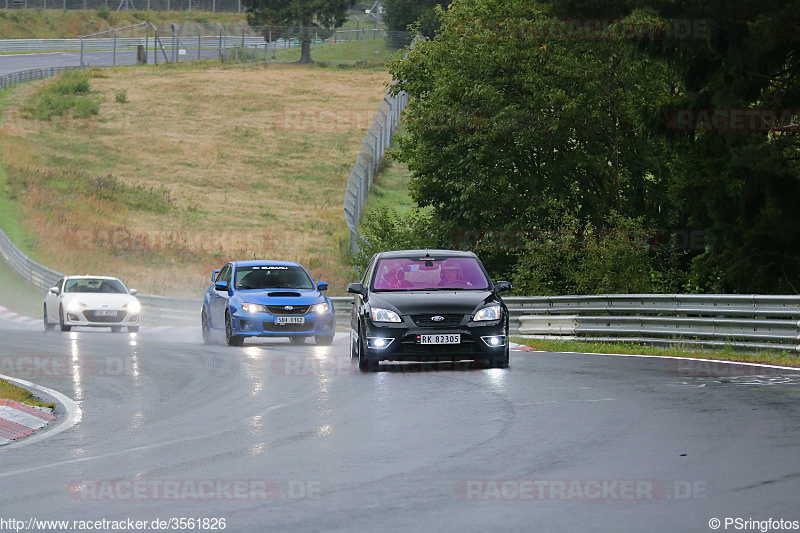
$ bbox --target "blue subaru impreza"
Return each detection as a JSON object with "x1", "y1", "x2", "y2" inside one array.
[{"x1": 201, "y1": 260, "x2": 335, "y2": 346}]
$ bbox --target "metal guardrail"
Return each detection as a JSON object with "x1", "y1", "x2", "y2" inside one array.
[
  {"x1": 0, "y1": 36, "x2": 267, "y2": 52},
  {"x1": 2, "y1": 221, "x2": 799, "y2": 350},
  {"x1": 0, "y1": 29, "x2": 388, "y2": 53},
  {"x1": 514, "y1": 294, "x2": 800, "y2": 353},
  {"x1": 0, "y1": 227, "x2": 62, "y2": 291},
  {"x1": 0, "y1": 66, "x2": 79, "y2": 89}
]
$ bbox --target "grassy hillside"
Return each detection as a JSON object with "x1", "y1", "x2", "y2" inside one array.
[
  {"x1": 0, "y1": 62, "x2": 392, "y2": 296},
  {"x1": 0, "y1": 8, "x2": 378, "y2": 40}
]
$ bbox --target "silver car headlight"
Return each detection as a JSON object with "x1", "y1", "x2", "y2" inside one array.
[
  {"x1": 127, "y1": 299, "x2": 141, "y2": 314},
  {"x1": 474, "y1": 304, "x2": 501, "y2": 322},
  {"x1": 310, "y1": 302, "x2": 329, "y2": 314},
  {"x1": 64, "y1": 299, "x2": 83, "y2": 314},
  {"x1": 370, "y1": 307, "x2": 402, "y2": 323},
  {"x1": 241, "y1": 302, "x2": 268, "y2": 313}
]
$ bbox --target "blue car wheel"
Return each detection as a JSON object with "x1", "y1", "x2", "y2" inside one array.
[{"x1": 225, "y1": 310, "x2": 244, "y2": 347}]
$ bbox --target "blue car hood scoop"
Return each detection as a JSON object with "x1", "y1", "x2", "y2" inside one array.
[{"x1": 267, "y1": 291, "x2": 302, "y2": 297}]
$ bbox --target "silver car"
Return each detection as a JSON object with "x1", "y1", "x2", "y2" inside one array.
[{"x1": 43, "y1": 276, "x2": 141, "y2": 332}]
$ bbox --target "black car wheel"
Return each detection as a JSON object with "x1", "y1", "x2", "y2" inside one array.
[
  {"x1": 201, "y1": 308, "x2": 212, "y2": 344},
  {"x1": 488, "y1": 344, "x2": 510, "y2": 368},
  {"x1": 358, "y1": 338, "x2": 377, "y2": 372},
  {"x1": 225, "y1": 311, "x2": 244, "y2": 346},
  {"x1": 350, "y1": 330, "x2": 359, "y2": 359},
  {"x1": 289, "y1": 336, "x2": 306, "y2": 345},
  {"x1": 43, "y1": 305, "x2": 55, "y2": 332},
  {"x1": 315, "y1": 335, "x2": 334, "y2": 345},
  {"x1": 128, "y1": 326, "x2": 139, "y2": 333},
  {"x1": 59, "y1": 305, "x2": 71, "y2": 332},
  {"x1": 111, "y1": 326, "x2": 123, "y2": 333}
]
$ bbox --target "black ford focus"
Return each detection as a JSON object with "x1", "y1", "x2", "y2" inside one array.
[{"x1": 348, "y1": 250, "x2": 512, "y2": 371}]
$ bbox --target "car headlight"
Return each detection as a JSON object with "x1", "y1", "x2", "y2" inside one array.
[
  {"x1": 310, "y1": 302, "x2": 329, "y2": 314},
  {"x1": 65, "y1": 299, "x2": 83, "y2": 313},
  {"x1": 370, "y1": 307, "x2": 402, "y2": 323},
  {"x1": 242, "y1": 302, "x2": 268, "y2": 313},
  {"x1": 474, "y1": 304, "x2": 501, "y2": 322},
  {"x1": 127, "y1": 299, "x2": 141, "y2": 314}
]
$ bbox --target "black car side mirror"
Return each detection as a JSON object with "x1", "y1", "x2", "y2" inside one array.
[
  {"x1": 494, "y1": 281, "x2": 512, "y2": 293},
  {"x1": 347, "y1": 283, "x2": 364, "y2": 295}
]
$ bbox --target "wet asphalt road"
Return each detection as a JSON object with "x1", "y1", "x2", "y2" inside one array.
[{"x1": 1, "y1": 324, "x2": 800, "y2": 532}]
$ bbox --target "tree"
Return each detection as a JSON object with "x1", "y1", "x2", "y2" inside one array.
[
  {"x1": 382, "y1": 0, "x2": 444, "y2": 37},
  {"x1": 609, "y1": 0, "x2": 800, "y2": 293},
  {"x1": 389, "y1": 0, "x2": 800, "y2": 293},
  {"x1": 244, "y1": 0, "x2": 350, "y2": 63},
  {"x1": 388, "y1": 0, "x2": 679, "y2": 278},
  {"x1": 349, "y1": 205, "x2": 443, "y2": 274}
]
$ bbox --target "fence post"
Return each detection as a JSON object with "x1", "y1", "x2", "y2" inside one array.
[
  {"x1": 217, "y1": 23, "x2": 223, "y2": 61},
  {"x1": 197, "y1": 23, "x2": 202, "y2": 61},
  {"x1": 145, "y1": 22, "x2": 150, "y2": 65}
]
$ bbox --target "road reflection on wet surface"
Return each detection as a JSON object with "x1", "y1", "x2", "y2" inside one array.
[{"x1": 1, "y1": 327, "x2": 800, "y2": 532}]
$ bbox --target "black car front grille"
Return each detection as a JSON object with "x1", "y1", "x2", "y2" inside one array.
[
  {"x1": 411, "y1": 314, "x2": 464, "y2": 327},
  {"x1": 266, "y1": 305, "x2": 310, "y2": 315},
  {"x1": 83, "y1": 310, "x2": 127, "y2": 323},
  {"x1": 263, "y1": 322, "x2": 314, "y2": 332}
]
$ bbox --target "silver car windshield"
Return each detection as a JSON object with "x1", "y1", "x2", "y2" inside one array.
[{"x1": 64, "y1": 278, "x2": 127, "y2": 294}]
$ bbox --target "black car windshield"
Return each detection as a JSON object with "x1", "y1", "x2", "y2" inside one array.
[
  {"x1": 372, "y1": 257, "x2": 490, "y2": 291},
  {"x1": 65, "y1": 278, "x2": 127, "y2": 294},
  {"x1": 234, "y1": 266, "x2": 314, "y2": 290}
]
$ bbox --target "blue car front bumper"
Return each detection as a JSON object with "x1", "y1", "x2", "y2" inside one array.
[{"x1": 231, "y1": 310, "x2": 335, "y2": 338}]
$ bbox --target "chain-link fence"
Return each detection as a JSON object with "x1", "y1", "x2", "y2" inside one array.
[
  {"x1": 2, "y1": 0, "x2": 244, "y2": 11},
  {"x1": 343, "y1": 90, "x2": 408, "y2": 252},
  {"x1": 73, "y1": 23, "x2": 412, "y2": 67}
]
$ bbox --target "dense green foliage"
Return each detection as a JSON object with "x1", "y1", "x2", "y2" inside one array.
[
  {"x1": 382, "y1": 0, "x2": 799, "y2": 294},
  {"x1": 350, "y1": 205, "x2": 442, "y2": 272}
]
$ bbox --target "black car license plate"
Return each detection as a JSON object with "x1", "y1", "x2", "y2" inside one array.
[{"x1": 419, "y1": 334, "x2": 460, "y2": 344}]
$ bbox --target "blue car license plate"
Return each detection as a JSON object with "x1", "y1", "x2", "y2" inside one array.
[{"x1": 276, "y1": 316, "x2": 304, "y2": 325}]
